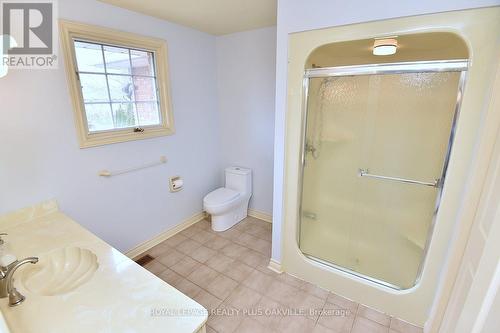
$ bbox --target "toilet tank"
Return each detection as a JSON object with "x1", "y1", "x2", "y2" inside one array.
[{"x1": 225, "y1": 167, "x2": 252, "y2": 195}]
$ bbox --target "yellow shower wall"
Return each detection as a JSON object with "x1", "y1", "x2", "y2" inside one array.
[
  {"x1": 282, "y1": 7, "x2": 500, "y2": 326},
  {"x1": 299, "y1": 72, "x2": 461, "y2": 288}
]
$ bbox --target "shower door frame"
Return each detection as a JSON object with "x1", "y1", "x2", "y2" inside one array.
[{"x1": 298, "y1": 59, "x2": 468, "y2": 290}]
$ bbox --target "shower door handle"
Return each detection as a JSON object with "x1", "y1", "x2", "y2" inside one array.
[{"x1": 358, "y1": 169, "x2": 440, "y2": 188}]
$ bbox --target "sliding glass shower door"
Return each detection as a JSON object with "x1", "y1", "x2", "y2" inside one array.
[{"x1": 298, "y1": 61, "x2": 466, "y2": 289}]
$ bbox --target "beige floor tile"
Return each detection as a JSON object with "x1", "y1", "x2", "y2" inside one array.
[
  {"x1": 177, "y1": 239, "x2": 202, "y2": 255},
  {"x1": 267, "y1": 279, "x2": 300, "y2": 307},
  {"x1": 255, "y1": 227, "x2": 272, "y2": 241},
  {"x1": 220, "y1": 242, "x2": 248, "y2": 259},
  {"x1": 243, "y1": 224, "x2": 266, "y2": 236},
  {"x1": 357, "y1": 304, "x2": 391, "y2": 327},
  {"x1": 235, "y1": 232, "x2": 260, "y2": 247},
  {"x1": 219, "y1": 227, "x2": 243, "y2": 241},
  {"x1": 206, "y1": 274, "x2": 239, "y2": 300},
  {"x1": 147, "y1": 243, "x2": 171, "y2": 257},
  {"x1": 238, "y1": 248, "x2": 269, "y2": 268},
  {"x1": 163, "y1": 233, "x2": 188, "y2": 247},
  {"x1": 277, "y1": 314, "x2": 316, "y2": 332},
  {"x1": 189, "y1": 245, "x2": 217, "y2": 263},
  {"x1": 156, "y1": 249, "x2": 185, "y2": 267},
  {"x1": 170, "y1": 256, "x2": 200, "y2": 277},
  {"x1": 226, "y1": 284, "x2": 263, "y2": 310},
  {"x1": 255, "y1": 262, "x2": 281, "y2": 278},
  {"x1": 234, "y1": 220, "x2": 252, "y2": 232},
  {"x1": 275, "y1": 272, "x2": 306, "y2": 289},
  {"x1": 194, "y1": 219, "x2": 211, "y2": 230},
  {"x1": 158, "y1": 268, "x2": 183, "y2": 285},
  {"x1": 352, "y1": 316, "x2": 389, "y2": 333},
  {"x1": 318, "y1": 302, "x2": 355, "y2": 333},
  {"x1": 190, "y1": 229, "x2": 217, "y2": 244},
  {"x1": 327, "y1": 293, "x2": 359, "y2": 312},
  {"x1": 208, "y1": 304, "x2": 244, "y2": 333},
  {"x1": 390, "y1": 318, "x2": 423, "y2": 333},
  {"x1": 246, "y1": 237, "x2": 271, "y2": 255},
  {"x1": 187, "y1": 265, "x2": 219, "y2": 289},
  {"x1": 172, "y1": 278, "x2": 202, "y2": 299},
  {"x1": 241, "y1": 268, "x2": 275, "y2": 292},
  {"x1": 205, "y1": 235, "x2": 232, "y2": 250},
  {"x1": 206, "y1": 253, "x2": 235, "y2": 273},
  {"x1": 313, "y1": 324, "x2": 337, "y2": 333},
  {"x1": 143, "y1": 260, "x2": 167, "y2": 275},
  {"x1": 205, "y1": 325, "x2": 217, "y2": 333},
  {"x1": 236, "y1": 317, "x2": 272, "y2": 333},
  {"x1": 253, "y1": 296, "x2": 283, "y2": 331},
  {"x1": 193, "y1": 289, "x2": 223, "y2": 312},
  {"x1": 223, "y1": 261, "x2": 255, "y2": 282},
  {"x1": 292, "y1": 290, "x2": 327, "y2": 320},
  {"x1": 180, "y1": 225, "x2": 199, "y2": 238},
  {"x1": 148, "y1": 219, "x2": 418, "y2": 333},
  {"x1": 254, "y1": 220, "x2": 272, "y2": 231},
  {"x1": 300, "y1": 281, "x2": 330, "y2": 300},
  {"x1": 261, "y1": 222, "x2": 272, "y2": 231}
]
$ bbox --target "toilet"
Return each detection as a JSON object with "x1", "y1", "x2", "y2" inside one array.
[{"x1": 203, "y1": 167, "x2": 252, "y2": 232}]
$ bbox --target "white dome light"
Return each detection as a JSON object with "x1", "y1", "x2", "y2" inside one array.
[{"x1": 373, "y1": 38, "x2": 398, "y2": 56}]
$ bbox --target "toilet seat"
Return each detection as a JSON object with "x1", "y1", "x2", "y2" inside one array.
[{"x1": 203, "y1": 188, "x2": 240, "y2": 208}]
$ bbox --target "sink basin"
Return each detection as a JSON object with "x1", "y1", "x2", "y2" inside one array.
[{"x1": 20, "y1": 247, "x2": 98, "y2": 296}]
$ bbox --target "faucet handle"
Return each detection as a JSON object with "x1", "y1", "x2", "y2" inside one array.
[{"x1": 0, "y1": 254, "x2": 16, "y2": 268}]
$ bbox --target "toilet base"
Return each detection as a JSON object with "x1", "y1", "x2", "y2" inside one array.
[{"x1": 211, "y1": 202, "x2": 248, "y2": 232}]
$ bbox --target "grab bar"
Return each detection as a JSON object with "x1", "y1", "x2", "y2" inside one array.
[{"x1": 358, "y1": 169, "x2": 440, "y2": 188}]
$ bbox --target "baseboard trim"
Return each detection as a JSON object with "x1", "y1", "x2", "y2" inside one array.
[
  {"x1": 267, "y1": 258, "x2": 283, "y2": 273},
  {"x1": 125, "y1": 211, "x2": 206, "y2": 260},
  {"x1": 248, "y1": 209, "x2": 272, "y2": 223}
]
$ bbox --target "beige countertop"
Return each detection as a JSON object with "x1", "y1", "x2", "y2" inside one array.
[{"x1": 0, "y1": 200, "x2": 207, "y2": 333}]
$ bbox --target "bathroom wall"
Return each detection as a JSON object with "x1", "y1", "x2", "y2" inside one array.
[
  {"x1": 0, "y1": 0, "x2": 221, "y2": 252},
  {"x1": 215, "y1": 27, "x2": 276, "y2": 215},
  {"x1": 271, "y1": 0, "x2": 500, "y2": 262}
]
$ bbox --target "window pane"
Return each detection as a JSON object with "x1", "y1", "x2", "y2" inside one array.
[
  {"x1": 85, "y1": 103, "x2": 114, "y2": 132},
  {"x1": 131, "y1": 50, "x2": 154, "y2": 76},
  {"x1": 104, "y1": 45, "x2": 131, "y2": 74},
  {"x1": 79, "y1": 73, "x2": 109, "y2": 102},
  {"x1": 112, "y1": 103, "x2": 138, "y2": 128},
  {"x1": 74, "y1": 41, "x2": 105, "y2": 73},
  {"x1": 136, "y1": 102, "x2": 160, "y2": 126},
  {"x1": 108, "y1": 75, "x2": 134, "y2": 102},
  {"x1": 133, "y1": 76, "x2": 157, "y2": 101}
]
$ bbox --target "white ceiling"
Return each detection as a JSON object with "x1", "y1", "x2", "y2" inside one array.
[{"x1": 99, "y1": 0, "x2": 277, "y2": 35}]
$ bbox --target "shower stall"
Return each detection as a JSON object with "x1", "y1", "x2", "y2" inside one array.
[
  {"x1": 298, "y1": 61, "x2": 467, "y2": 289},
  {"x1": 281, "y1": 9, "x2": 500, "y2": 325}
]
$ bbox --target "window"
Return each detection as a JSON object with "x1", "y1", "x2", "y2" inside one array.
[{"x1": 60, "y1": 20, "x2": 174, "y2": 147}]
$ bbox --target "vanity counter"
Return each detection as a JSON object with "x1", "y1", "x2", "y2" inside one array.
[{"x1": 0, "y1": 201, "x2": 207, "y2": 333}]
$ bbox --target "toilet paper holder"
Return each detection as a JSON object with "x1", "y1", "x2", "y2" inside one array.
[{"x1": 169, "y1": 176, "x2": 183, "y2": 192}]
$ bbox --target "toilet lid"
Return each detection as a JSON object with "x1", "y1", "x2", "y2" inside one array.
[{"x1": 204, "y1": 188, "x2": 240, "y2": 205}]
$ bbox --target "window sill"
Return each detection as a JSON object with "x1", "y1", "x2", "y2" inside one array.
[{"x1": 78, "y1": 126, "x2": 175, "y2": 148}]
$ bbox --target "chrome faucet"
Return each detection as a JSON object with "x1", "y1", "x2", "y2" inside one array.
[{"x1": 0, "y1": 257, "x2": 38, "y2": 306}]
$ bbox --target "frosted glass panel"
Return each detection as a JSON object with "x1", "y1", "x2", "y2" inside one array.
[{"x1": 299, "y1": 71, "x2": 461, "y2": 289}]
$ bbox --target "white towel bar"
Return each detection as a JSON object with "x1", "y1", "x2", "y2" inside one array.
[
  {"x1": 99, "y1": 156, "x2": 167, "y2": 177},
  {"x1": 358, "y1": 168, "x2": 440, "y2": 188}
]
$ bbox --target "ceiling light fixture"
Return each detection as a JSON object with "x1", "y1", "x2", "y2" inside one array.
[{"x1": 373, "y1": 38, "x2": 398, "y2": 56}]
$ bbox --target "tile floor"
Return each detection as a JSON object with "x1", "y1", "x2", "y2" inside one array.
[{"x1": 143, "y1": 217, "x2": 423, "y2": 333}]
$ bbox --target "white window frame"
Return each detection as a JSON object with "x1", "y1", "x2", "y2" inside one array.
[{"x1": 60, "y1": 20, "x2": 174, "y2": 148}]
